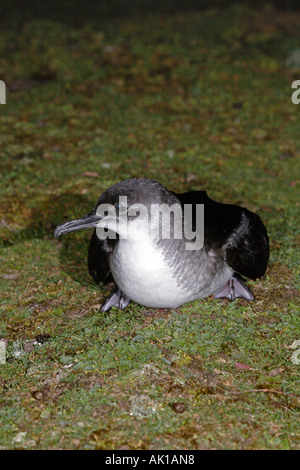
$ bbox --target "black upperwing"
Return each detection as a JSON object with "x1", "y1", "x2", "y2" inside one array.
[{"x1": 175, "y1": 190, "x2": 269, "y2": 280}]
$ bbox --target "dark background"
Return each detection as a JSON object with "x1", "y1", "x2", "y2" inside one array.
[{"x1": 1, "y1": 0, "x2": 300, "y2": 29}]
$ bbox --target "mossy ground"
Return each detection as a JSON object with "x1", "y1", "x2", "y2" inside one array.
[{"x1": 0, "y1": 3, "x2": 299, "y2": 450}]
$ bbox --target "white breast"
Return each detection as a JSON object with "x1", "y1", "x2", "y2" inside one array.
[{"x1": 109, "y1": 238, "x2": 193, "y2": 308}]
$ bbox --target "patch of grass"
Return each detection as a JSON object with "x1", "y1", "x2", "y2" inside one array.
[{"x1": 0, "y1": 3, "x2": 299, "y2": 450}]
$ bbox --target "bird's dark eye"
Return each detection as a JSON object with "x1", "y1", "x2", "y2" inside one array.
[{"x1": 115, "y1": 202, "x2": 127, "y2": 213}]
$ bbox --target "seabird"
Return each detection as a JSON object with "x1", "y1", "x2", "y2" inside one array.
[{"x1": 54, "y1": 178, "x2": 269, "y2": 311}]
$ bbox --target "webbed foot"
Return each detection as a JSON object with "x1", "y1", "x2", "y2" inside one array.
[
  {"x1": 213, "y1": 274, "x2": 254, "y2": 301},
  {"x1": 101, "y1": 288, "x2": 131, "y2": 312}
]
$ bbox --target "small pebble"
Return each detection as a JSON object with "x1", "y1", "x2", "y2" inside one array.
[
  {"x1": 23, "y1": 342, "x2": 34, "y2": 353},
  {"x1": 172, "y1": 402, "x2": 186, "y2": 413}
]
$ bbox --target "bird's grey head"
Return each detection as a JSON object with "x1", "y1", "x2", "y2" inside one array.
[{"x1": 54, "y1": 178, "x2": 179, "y2": 241}]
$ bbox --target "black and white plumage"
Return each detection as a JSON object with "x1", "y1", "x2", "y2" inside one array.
[{"x1": 54, "y1": 178, "x2": 269, "y2": 311}]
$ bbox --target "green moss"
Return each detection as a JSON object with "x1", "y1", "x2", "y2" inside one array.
[{"x1": 0, "y1": 3, "x2": 299, "y2": 450}]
